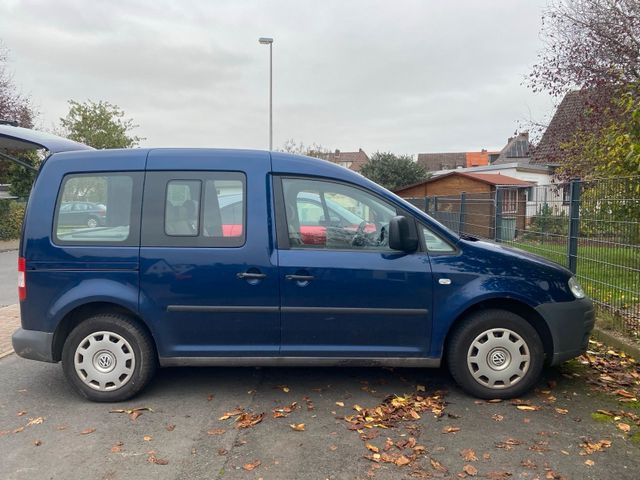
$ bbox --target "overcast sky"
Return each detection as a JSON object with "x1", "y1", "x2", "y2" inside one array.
[{"x1": 0, "y1": 0, "x2": 555, "y2": 156}]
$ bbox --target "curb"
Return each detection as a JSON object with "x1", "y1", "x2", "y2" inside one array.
[
  {"x1": 0, "y1": 349, "x2": 14, "y2": 359},
  {"x1": 592, "y1": 326, "x2": 640, "y2": 360}
]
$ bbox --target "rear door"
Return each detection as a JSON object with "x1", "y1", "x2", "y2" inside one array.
[{"x1": 139, "y1": 150, "x2": 279, "y2": 359}]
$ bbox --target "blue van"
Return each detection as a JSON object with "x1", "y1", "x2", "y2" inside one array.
[{"x1": 3, "y1": 125, "x2": 594, "y2": 402}]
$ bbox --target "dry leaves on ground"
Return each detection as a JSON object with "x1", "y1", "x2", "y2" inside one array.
[
  {"x1": 79, "y1": 428, "x2": 96, "y2": 435},
  {"x1": 219, "y1": 407, "x2": 264, "y2": 429},
  {"x1": 272, "y1": 402, "x2": 298, "y2": 418},
  {"x1": 242, "y1": 460, "x2": 261, "y2": 471},
  {"x1": 579, "y1": 340, "x2": 639, "y2": 402},
  {"x1": 579, "y1": 439, "x2": 612, "y2": 455},
  {"x1": 147, "y1": 451, "x2": 169, "y2": 465},
  {"x1": 109, "y1": 406, "x2": 153, "y2": 421},
  {"x1": 289, "y1": 423, "x2": 305, "y2": 431}
]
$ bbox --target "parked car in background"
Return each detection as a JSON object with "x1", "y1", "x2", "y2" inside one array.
[
  {"x1": 3, "y1": 125, "x2": 595, "y2": 403},
  {"x1": 57, "y1": 201, "x2": 106, "y2": 228}
]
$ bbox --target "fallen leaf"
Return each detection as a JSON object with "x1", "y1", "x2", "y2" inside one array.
[
  {"x1": 289, "y1": 423, "x2": 305, "y2": 431},
  {"x1": 111, "y1": 441, "x2": 123, "y2": 453},
  {"x1": 329, "y1": 444, "x2": 338, "y2": 451},
  {"x1": 430, "y1": 458, "x2": 448, "y2": 473},
  {"x1": 13, "y1": 426, "x2": 24, "y2": 434},
  {"x1": 143, "y1": 435, "x2": 153, "y2": 441},
  {"x1": 166, "y1": 424, "x2": 175, "y2": 432},
  {"x1": 366, "y1": 443, "x2": 379, "y2": 453},
  {"x1": 520, "y1": 459, "x2": 536, "y2": 469},
  {"x1": 585, "y1": 459, "x2": 595, "y2": 467},
  {"x1": 461, "y1": 449, "x2": 478, "y2": 462},
  {"x1": 442, "y1": 426, "x2": 460, "y2": 434},
  {"x1": 80, "y1": 428, "x2": 96, "y2": 435},
  {"x1": 555, "y1": 408, "x2": 568, "y2": 415},
  {"x1": 33, "y1": 440, "x2": 42, "y2": 446},
  {"x1": 130, "y1": 411, "x2": 142, "y2": 421},
  {"x1": 486, "y1": 471, "x2": 512, "y2": 479},
  {"x1": 395, "y1": 455, "x2": 411, "y2": 467},
  {"x1": 149, "y1": 456, "x2": 168, "y2": 465},
  {"x1": 617, "y1": 422, "x2": 631, "y2": 433},
  {"x1": 495, "y1": 438, "x2": 522, "y2": 450},
  {"x1": 235, "y1": 411, "x2": 264, "y2": 429},
  {"x1": 243, "y1": 460, "x2": 261, "y2": 471},
  {"x1": 463, "y1": 464, "x2": 478, "y2": 476},
  {"x1": 217, "y1": 448, "x2": 227, "y2": 456},
  {"x1": 516, "y1": 405, "x2": 540, "y2": 412},
  {"x1": 218, "y1": 408, "x2": 244, "y2": 420},
  {"x1": 207, "y1": 428, "x2": 226, "y2": 436},
  {"x1": 17, "y1": 411, "x2": 27, "y2": 416},
  {"x1": 272, "y1": 402, "x2": 298, "y2": 418},
  {"x1": 492, "y1": 414, "x2": 504, "y2": 422},
  {"x1": 336, "y1": 401, "x2": 345, "y2": 407},
  {"x1": 26, "y1": 417, "x2": 44, "y2": 426}
]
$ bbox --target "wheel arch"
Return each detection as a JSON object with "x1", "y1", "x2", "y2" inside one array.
[
  {"x1": 52, "y1": 301, "x2": 156, "y2": 362},
  {"x1": 442, "y1": 297, "x2": 554, "y2": 364}
]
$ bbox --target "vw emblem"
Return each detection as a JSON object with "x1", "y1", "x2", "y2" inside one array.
[
  {"x1": 491, "y1": 351, "x2": 507, "y2": 366},
  {"x1": 98, "y1": 354, "x2": 113, "y2": 369}
]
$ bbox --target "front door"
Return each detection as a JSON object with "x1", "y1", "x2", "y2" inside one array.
[
  {"x1": 276, "y1": 177, "x2": 433, "y2": 357},
  {"x1": 139, "y1": 156, "x2": 279, "y2": 358}
]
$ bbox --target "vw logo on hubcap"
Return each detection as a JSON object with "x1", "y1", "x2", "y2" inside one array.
[
  {"x1": 93, "y1": 350, "x2": 116, "y2": 373},
  {"x1": 98, "y1": 354, "x2": 113, "y2": 368},
  {"x1": 491, "y1": 351, "x2": 507, "y2": 366}
]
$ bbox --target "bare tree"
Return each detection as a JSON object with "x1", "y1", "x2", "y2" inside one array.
[
  {"x1": 0, "y1": 42, "x2": 34, "y2": 127},
  {"x1": 530, "y1": 0, "x2": 640, "y2": 97}
]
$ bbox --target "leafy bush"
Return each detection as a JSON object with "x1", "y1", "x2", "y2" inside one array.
[
  {"x1": 0, "y1": 200, "x2": 25, "y2": 240},
  {"x1": 528, "y1": 203, "x2": 568, "y2": 239}
]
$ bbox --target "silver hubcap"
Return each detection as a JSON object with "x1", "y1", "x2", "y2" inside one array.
[
  {"x1": 467, "y1": 328, "x2": 530, "y2": 389},
  {"x1": 87, "y1": 218, "x2": 97, "y2": 227},
  {"x1": 74, "y1": 331, "x2": 135, "y2": 391}
]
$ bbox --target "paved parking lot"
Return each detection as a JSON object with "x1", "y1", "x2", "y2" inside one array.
[{"x1": 1, "y1": 352, "x2": 639, "y2": 480}]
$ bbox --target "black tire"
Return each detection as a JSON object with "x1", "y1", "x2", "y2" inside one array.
[
  {"x1": 447, "y1": 309, "x2": 544, "y2": 399},
  {"x1": 62, "y1": 313, "x2": 156, "y2": 402}
]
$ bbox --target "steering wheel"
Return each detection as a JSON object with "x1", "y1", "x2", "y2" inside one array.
[{"x1": 351, "y1": 221, "x2": 368, "y2": 247}]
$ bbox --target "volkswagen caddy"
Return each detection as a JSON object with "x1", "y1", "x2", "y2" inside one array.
[{"x1": 3, "y1": 125, "x2": 594, "y2": 402}]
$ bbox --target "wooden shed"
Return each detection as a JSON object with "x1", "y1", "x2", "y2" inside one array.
[{"x1": 394, "y1": 172, "x2": 532, "y2": 239}]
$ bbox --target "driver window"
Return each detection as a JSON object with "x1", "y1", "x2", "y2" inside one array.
[{"x1": 282, "y1": 178, "x2": 397, "y2": 250}]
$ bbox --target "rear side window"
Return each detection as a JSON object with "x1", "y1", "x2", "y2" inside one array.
[
  {"x1": 142, "y1": 171, "x2": 246, "y2": 247},
  {"x1": 54, "y1": 173, "x2": 141, "y2": 245}
]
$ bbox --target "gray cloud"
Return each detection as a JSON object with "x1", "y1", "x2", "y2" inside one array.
[{"x1": 0, "y1": 0, "x2": 554, "y2": 154}]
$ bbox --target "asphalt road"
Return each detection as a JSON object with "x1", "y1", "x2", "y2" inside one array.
[
  {"x1": 0, "y1": 355, "x2": 638, "y2": 480},
  {"x1": 0, "y1": 249, "x2": 18, "y2": 306}
]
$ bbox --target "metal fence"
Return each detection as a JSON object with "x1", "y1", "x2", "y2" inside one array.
[{"x1": 405, "y1": 176, "x2": 640, "y2": 341}]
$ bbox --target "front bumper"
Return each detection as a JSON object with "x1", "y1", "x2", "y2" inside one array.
[
  {"x1": 535, "y1": 297, "x2": 595, "y2": 366},
  {"x1": 12, "y1": 328, "x2": 55, "y2": 363}
]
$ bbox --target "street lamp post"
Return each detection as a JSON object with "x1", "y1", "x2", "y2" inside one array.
[{"x1": 258, "y1": 37, "x2": 274, "y2": 150}]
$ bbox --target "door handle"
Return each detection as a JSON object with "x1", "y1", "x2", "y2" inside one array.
[
  {"x1": 285, "y1": 274, "x2": 315, "y2": 282},
  {"x1": 237, "y1": 272, "x2": 267, "y2": 280}
]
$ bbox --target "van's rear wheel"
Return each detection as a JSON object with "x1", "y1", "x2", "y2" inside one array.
[
  {"x1": 447, "y1": 309, "x2": 544, "y2": 399},
  {"x1": 62, "y1": 314, "x2": 156, "y2": 402}
]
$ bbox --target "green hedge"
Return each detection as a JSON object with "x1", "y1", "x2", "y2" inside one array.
[{"x1": 0, "y1": 200, "x2": 26, "y2": 241}]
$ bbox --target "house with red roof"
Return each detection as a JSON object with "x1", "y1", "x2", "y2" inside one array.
[{"x1": 394, "y1": 171, "x2": 532, "y2": 239}]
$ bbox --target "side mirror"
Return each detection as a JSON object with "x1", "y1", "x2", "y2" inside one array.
[{"x1": 389, "y1": 215, "x2": 418, "y2": 252}]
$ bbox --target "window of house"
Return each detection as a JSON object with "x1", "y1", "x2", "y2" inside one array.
[
  {"x1": 501, "y1": 189, "x2": 518, "y2": 215},
  {"x1": 54, "y1": 173, "x2": 137, "y2": 244}
]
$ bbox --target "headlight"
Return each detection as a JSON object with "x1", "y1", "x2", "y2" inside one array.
[{"x1": 568, "y1": 277, "x2": 585, "y2": 299}]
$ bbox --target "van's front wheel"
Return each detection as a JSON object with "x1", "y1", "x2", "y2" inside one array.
[
  {"x1": 62, "y1": 314, "x2": 156, "y2": 402},
  {"x1": 447, "y1": 309, "x2": 544, "y2": 399}
]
